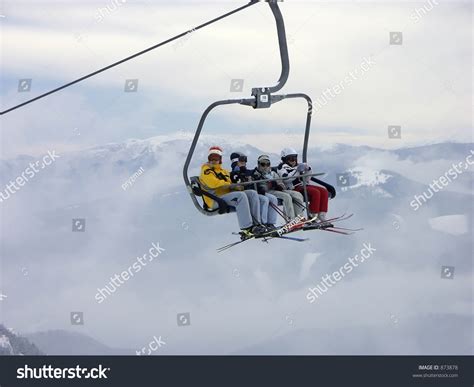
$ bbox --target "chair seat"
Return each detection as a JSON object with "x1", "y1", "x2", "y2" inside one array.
[{"x1": 190, "y1": 176, "x2": 288, "y2": 216}]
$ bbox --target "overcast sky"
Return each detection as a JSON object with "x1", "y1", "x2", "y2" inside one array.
[{"x1": 0, "y1": 0, "x2": 472, "y2": 157}]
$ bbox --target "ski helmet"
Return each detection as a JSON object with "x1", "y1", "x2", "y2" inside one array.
[{"x1": 281, "y1": 147, "x2": 298, "y2": 162}]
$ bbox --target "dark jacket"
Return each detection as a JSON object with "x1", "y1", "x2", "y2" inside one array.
[{"x1": 230, "y1": 164, "x2": 253, "y2": 189}]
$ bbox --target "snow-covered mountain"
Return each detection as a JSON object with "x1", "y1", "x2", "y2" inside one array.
[
  {"x1": 1, "y1": 137, "x2": 472, "y2": 203},
  {"x1": 0, "y1": 137, "x2": 472, "y2": 355},
  {"x1": 25, "y1": 330, "x2": 133, "y2": 355},
  {"x1": 0, "y1": 325, "x2": 43, "y2": 355}
]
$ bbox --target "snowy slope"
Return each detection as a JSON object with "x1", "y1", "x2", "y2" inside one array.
[{"x1": 0, "y1": 325, "x2": 43, "y2": 355}]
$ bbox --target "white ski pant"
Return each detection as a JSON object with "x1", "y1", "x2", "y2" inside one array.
[
  {"x1": 269, "y1": 190, "x2": 305, "y2": 219},
  {"x1": 243, "y1": 190, "x2": 277, "y2": 225},
  {"x1": 220, "y1": 190, "x2": 279, "y2": 229},
  {"x1": 220, "y1": 191, "x2": 254, "y2": 230},
  {"x1": 259, "y1": 192, "x2": 278, "y2": 225}
]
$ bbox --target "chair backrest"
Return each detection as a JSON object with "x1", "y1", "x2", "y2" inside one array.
[
  {"x1": 190, "y1": 176, "x2": 203, "y2": 197},
  {"x1": 189, "y1": 176, "x2": 234, "y2": 215},
  {"x1": 311, "y1": 177, "x2": 336, "y2": 199}
]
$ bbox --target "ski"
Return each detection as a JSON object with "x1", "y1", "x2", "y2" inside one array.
[
  {"x1": 219, "y1": 215, "x2": 310, "y2": 252},
  {"x1": 218, "y1": 213, "x2": 355, "y2": 252},
  {"x1": 217, "y1": 237, "x2": 252, "y2": 253},
  {"x1": 325, "y1": 212, "x2": 353, "y2": 223},
  {"x1": 276, "y1": 215, "x2": 319, "y2": 235},
  {"x1": 231, "y1": 231, "x2": 309, "y2": 240},
  {"x1": 327, "y1": 226, "x2": 363, "y2": 232},
  {"x1": 301, "y1": 213, "x2": 354, "y2": 231},
  {"x1": 320, "y1": 227, "x2": 354, "y2": 235},
  {"x1": 262, "y1": 235, "x2": 309, "y2": 243}
]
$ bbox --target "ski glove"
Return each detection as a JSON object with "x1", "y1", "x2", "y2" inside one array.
[
  {"x1": 276, "y1": 182, "x2": 285, "y2": 191},
  {"x1": 296, "y1": 163, "x2": 307, "y2": 173}
]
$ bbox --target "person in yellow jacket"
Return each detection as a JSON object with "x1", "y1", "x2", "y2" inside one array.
[{"x1": 200, "y1": 146, "x2": 266, "y2": 236}]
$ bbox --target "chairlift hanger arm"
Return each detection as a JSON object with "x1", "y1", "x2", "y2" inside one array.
[
  {"x1": 281, "y1": 93, "x2": 313, "y2": 163},
  {"x1": 182, "y1": 98, "x2": 255, "y2": 187},
  {"x1": 270, "y1": 93, "x2": 313, "y2": 163},
  {"x1": 183, "y1": 92, "x2": 313, "y2": 192},
  {"x1": 251, "y1": 0, "x2": 290, "y2": 108},
  {"x1": 267, "y1": 0, "x2": 290, "y2": 94}
]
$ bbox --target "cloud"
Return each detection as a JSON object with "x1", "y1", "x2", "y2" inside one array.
[
  {"x1": 1, "y1": 1, "x2": 472, "y2": 156},
  {"x1": 1, "y1": 138, "x2": 472, "y2": 354},
  {"x1": 299, "y1": 252, "x2": 320, "y2": 281},
  {"x1": 428, "y1": 214, "x2": 469, "y2": 235}
]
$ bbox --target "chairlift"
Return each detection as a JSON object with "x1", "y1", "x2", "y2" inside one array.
[{"x1": 182, "y1": 0, "x2": 336, "y2": 219}]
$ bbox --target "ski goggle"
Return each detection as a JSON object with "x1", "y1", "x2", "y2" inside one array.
[
  {"x1": 238, "y1": 155, "x2": 247, "y2": 162},
  {"x1": 286, "y1": 155, "x2": 298, "y2": 162},
  {"x1": 259, "y1": 161, "x2": 270, "y2": 167}
]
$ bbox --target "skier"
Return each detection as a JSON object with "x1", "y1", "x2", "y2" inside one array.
[
  {"x1": 229, "y1": 152, "x2": 252, "y2": 185},
  {"x1": 199, "y1": 146, "x2": 266, "y2": 237},
  {"x1": 277, "y1": 147, "x2": 330, "y2": 223},
  {"x1": 251, "y1": 154, "x2": 305, "y2": 220},
  {"x1": 230, "y1": 152, "x2": 277, "y2": 231}
]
